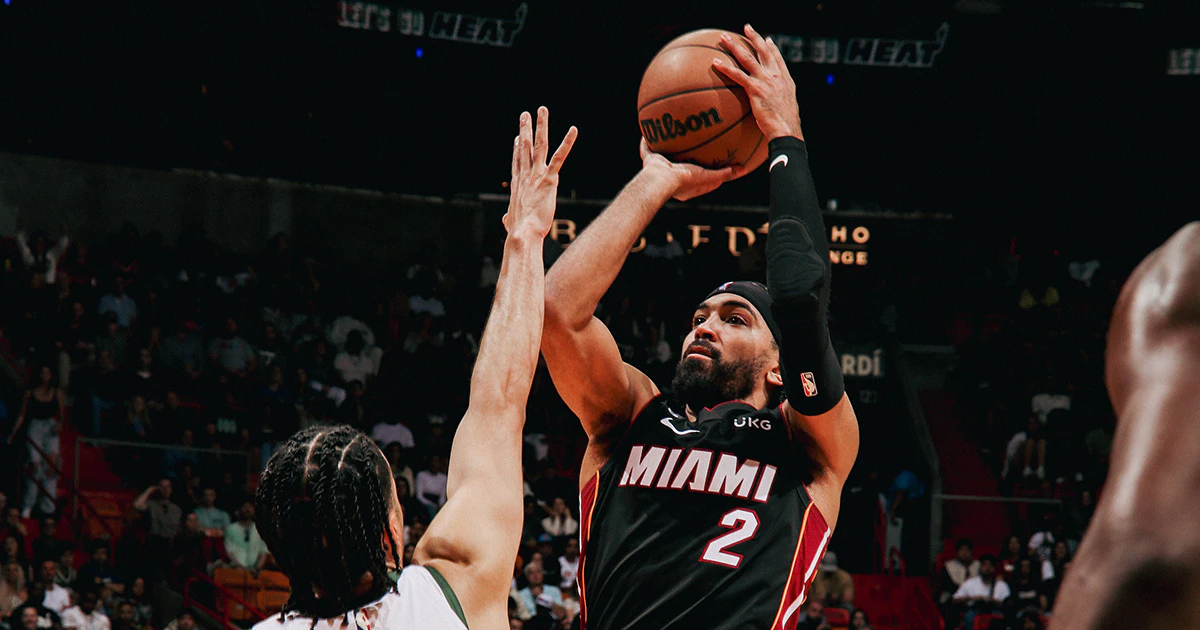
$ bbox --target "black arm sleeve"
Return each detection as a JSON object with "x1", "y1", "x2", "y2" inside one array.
[{"x1": 765, "y1": 137, "x2": 845, "y2": 416}]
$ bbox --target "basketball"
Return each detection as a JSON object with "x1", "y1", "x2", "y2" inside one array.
[{"x1": 637, "y1": 29, "x2": 768, "y2": 177}]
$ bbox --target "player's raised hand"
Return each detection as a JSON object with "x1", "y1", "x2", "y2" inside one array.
[
  {"x1": 504, "y1": 106, "x2": 578, "y2": 238},
  {"x1": 712, "y1": 23, "x2": 804, "y2": 142},
  {"x1": 639, "y1": 138, "x2": 738, "y2": 202}
]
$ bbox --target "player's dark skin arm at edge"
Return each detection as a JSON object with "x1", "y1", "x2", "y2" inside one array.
[{"x1": 1050, "y1": 222, "x2": 1200, "y2": 630}]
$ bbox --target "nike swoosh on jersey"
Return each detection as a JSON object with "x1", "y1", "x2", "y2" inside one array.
[
  {"x1": 660, "y1": 417, "x2": 700, "y2": 436},
  {"x1": 769, "y1": 154, "x2": 789, "y2": 171}
]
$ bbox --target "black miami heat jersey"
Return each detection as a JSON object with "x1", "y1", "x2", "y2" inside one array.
[{"x1": 578, "y1": 396, "x2": 832, "y2": 630}]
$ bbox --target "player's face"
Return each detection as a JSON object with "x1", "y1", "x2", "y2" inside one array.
[{"x1": 672, "y1": 297, "x2": 778, "y2": 410}]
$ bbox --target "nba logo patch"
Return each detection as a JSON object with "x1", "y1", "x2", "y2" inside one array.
[{"x1": 801, "y1": 372, "x2": 818, "y2": 397}]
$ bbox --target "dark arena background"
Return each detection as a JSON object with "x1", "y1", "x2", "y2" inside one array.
[{"x1": 0, "y1": 0, "x2": 1196, "y2": 629}]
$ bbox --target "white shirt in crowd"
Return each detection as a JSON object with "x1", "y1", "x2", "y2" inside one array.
[
  {"x1": 953, "y1": 576, "x2": 1010, "y2": 603},
  {"x1": 334, "y1": 351, "x2": 379, "y2": 387},
  {"x1": 541, "y1": 513, "x2": 579, "y2": 538},
  {"x1": 943, "y1": 558, "x2": 980, "y2": 587},
  {"x1": 1031, "y1": 393, "x2": 1070, "y2": 423},
  {"x1": 42, "y1": 583, "x2": 71, "y2": 615},
  {"x1": 559, "y1": 555, "x2": 580, "y2": 590},
  {"x1": 415, "y1": 470, "x2": 448, "y2": 508},
  {"x1": 62, "y1": 607, "x2": 110, "y2": 630},
  {"x1": 409, "y1": 295, "x2": 446, "y2": 318},
  {"x1": 372, "y1": 421, "x2": 415, "y2": 449},
  {"x1": 17, "y1": 231, "x2": 70, "y2": 284}
]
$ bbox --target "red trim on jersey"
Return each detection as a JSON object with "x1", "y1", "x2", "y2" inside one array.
[
  {"x1": 702, "y1": 399, "x2": 749, "y2": 412},
  {"x1": 770, "y1": 502, "x2": 832, "y2": 630},
  {"x1": 578, "y1": 472, "x2": 600, "y2": 630}
]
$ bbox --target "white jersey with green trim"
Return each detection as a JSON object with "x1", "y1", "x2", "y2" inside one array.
[{"x1": 251, "y1": 565, "x2": 468, "y2": 630}]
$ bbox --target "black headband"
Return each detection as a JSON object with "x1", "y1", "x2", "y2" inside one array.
[{"x1": 704, "y1": 281, "x2": 782, "y2": 347}]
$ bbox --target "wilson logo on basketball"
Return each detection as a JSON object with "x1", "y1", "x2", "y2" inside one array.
[{"x1": 640, "y1": 109, "x2": 725, "y2": 145}]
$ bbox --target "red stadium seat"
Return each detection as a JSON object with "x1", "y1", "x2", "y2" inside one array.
[
  {"x1": 823, "y1": 606, "x2": 850, "y2": 628},
  {"x1": 973, "y1": 613, "x2": 1004, "y2": 630}
]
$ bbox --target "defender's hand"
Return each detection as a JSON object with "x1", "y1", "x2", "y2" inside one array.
[{"x1": 504, "y1": 107, "x2": 578, "y2": 239}]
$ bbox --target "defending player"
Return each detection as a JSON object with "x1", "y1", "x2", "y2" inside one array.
[
  {"x1": 252, "y1": 108, "x2": 577, "y2": 630},
  {"x1": 541, "y1": 24, "x2": 859, "y2": 630},
  {"x1": 1050, "y1": 221, "x2": 1200, "y2": 629}
]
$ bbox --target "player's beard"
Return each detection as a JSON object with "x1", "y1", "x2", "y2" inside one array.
[{"x1": 670, "y1": 344, "x2": 765, "y2": 412}]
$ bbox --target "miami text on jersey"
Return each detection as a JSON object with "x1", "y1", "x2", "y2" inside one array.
[{"x1": 618, "y1": 445, "x2": 778, "y2": 501}]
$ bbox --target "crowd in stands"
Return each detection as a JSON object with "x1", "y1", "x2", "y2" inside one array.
[
  {"x1": 0, "y1": 211, "x2": 1129, "y2": 630},
  {"x1": 930, "y1": 244, "x2": 1118, "y2": 630},
  {"x1": 0, "y1": 217, "x2": 778, "y2": 630}
]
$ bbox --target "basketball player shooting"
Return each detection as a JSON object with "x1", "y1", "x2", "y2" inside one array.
[
  {"x1": 541, "y1": 24, "x2": 859, "y2": 630},
  {"x1": 252, "y1": 108, "x2": 577, "y2": 630},
  {"x1": 1049, "y1": 222, "x2": 1200, "y2": 629}
]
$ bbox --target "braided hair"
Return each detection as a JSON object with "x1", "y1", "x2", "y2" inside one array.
[{"x1": 256, "y1": 425, "x2": 403, "y2": 621}]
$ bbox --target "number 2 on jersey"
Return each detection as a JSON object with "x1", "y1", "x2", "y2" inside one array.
[{"x1": 700, "y1": 508, "x2": 760, "y2": 568}]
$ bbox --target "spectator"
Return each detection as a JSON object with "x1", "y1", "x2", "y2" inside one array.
[
  {"x1": 158, "y1": 324, "x2": 205, "y2": 386},
  {"x1": 7, "y1": 366, "x2": 66, "y2": 519},
  {"x1": 333, "y1": 331, "x2": 378, "y2": 390},
  {"x1": 116, "y1": 579, "x2": 151, "y2": 630},
  {"x1": 58, "y1": 300, "x2": 94, "y2": 390},
  {"x1": 382, "y1": 443, "x2": 416, "y2": 494},
  {"x1": 952, "y1": 554, "x2": 1009, "y2": 630},
  {"x1": 1004, "y1": 557, "x2": 1046, "y2": 617},
  {"x1": 1030, "y1": 373, "x2": 1070, "y2": 425},
  {"x1": 1027, "y1": 510, "x2": 1058, "y2": 563},
  {"x1": 92, "y1": 318, "x2": 127, "y2": 371},
  {"x1": 74, "y1": 543, "x2": 122, "y2": 599},
  {"x1": 1041, "y1": 541, "x2": 1072, "y2": 601},
  {"x1": 0, "y1": 539, "x2": 24, "y2": 585},
  {"x1": 9, "y1": 602, "x2": 58, "y2": 630},
  {"x1": 88, "y1": 351, "x2": 123, "y2": 437},
  {"x1": 997, "y1": 534, "x2": 1025, "y2": 580},
  {"x1": 205, "y1": 391, "x2": 247, "y2": 451},
  {"x1": 18, "y1": 226, "x2": 72, "y2": 285},
  {"x1": 60, "y1": 590, "x2": 108, "y2": 630},
  {"x1": 883, "y1": 468, "x2": 926, "y2": 570},
  {"x1": 35, "y1": 563, "x2": 68, "y2": 616},
  {"x1": 372, "y1": 420, "x2": 415, "y2": 451},
  {"x1": 160, "y1": 430, "x2": 198, "y2": 483},
  {"x1": 222, "y1": 502, "x2": 268, "y2": 575},
  {"x1": 52, "y1": 550, "x2": 74, "y2": 591},
  {"x1": 128, "y1": 350, "x2": 158, "y2": 402},
  {"x1": 256, "y1": 365, "x2": 297, "y2": 470},
  {"x1": 794, "y1": 599, "x2": 825, "y2": 630},
  {"x1": 558, "y1": 538, "x2": 579, "y2": 591},
  {"x1": 171, "y1": 514, "x2": 206, "y2": 581},
  {"x1": 97, "y1": 279, "x2": 136, "y2": 330},
  {"x1": 1063, "y1": 489, "x2": 1095, "y2": 548},
  {"x1": 131, "y1": 481, "x2": 181, "y2": 580},
  {"x1": 850, "y1": 609, "x2": 871, "y2": 630},
  {"x1": 191, "y1": 489, "x2": 230, "y2": 538},
  {"x1": 0, "y1": 561, "x2": 27, "y2": 619},
  {"x1": 15, "y1": 581, "x2": 61, "y2": 630},
  {"x1": 808, "y1": 551, "x2": 854, "y2": 612},
  {"x1": 539, "y1": 499, "x2": 578, "y2": 540},
  {"x1": 938, "y1": 538, "x2": 979, "y2": 607},
  {"x1": 119, "y1": 396, "x2": 152, "y2": 443},
  {"x1": 515, "y1": 564, "x2": 561, "y2": 623},
  {"x1": 30, "y1": 519, "x2": 63, "y2": 567},
  {"x1": 207, "y1": 318, "x2": 256, "y2": 380},
  {"x1": 107, "y1": 604, "x2": 137, "y2": 630},
  {"x1": 414, "y1": 454, "x2": 449, "y2": 514},
  {"x1": 0, "y1": 510, "x2": 28, "y2": 548},
  {"x1": 393, "y1": 478, "x2": 424, "y2": 526}
]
